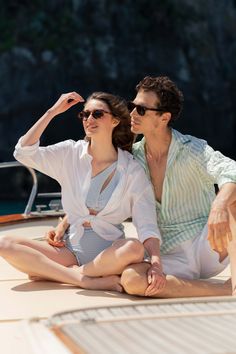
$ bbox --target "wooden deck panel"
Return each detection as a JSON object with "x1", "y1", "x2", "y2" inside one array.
[{"x1": 0, "y1": 217, "x2": 231, "y2": 354}]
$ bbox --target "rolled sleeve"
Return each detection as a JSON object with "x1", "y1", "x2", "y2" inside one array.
[
  {"x1": 195, "y1": 142, "x2": 236, "y2": 188},
  {"x1": 14, "y1": 137, "x2": 40, "y2": 155}
]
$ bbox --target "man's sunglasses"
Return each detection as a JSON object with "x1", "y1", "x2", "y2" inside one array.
[
  {"x1": 78, "y1": 109, "x2": 112, "y2": 121},
  {"x1": 127, "y1": 101, "x2": 165, "y2": 116}
]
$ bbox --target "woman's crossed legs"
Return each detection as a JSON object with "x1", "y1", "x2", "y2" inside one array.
[{"x1": 0, "y1": 235, "x2": 144, "y2": 292}]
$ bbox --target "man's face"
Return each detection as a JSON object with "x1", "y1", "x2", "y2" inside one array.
[{"x1": 130, "y1": 90, "x2": 162, "y2": 135}]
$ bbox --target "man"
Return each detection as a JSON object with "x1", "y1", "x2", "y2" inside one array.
[{"x1": 120, "y1": 76, "x2": 236, "y2": 297}]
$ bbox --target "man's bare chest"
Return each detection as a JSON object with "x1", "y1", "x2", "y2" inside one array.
[{"x1": 147, "y1": 157, "x2": 167, "y2": 204}]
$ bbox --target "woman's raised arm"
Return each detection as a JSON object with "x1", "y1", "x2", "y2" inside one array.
[{"x1": 21, "y1": 92, "x2": 84, "y2": 147}]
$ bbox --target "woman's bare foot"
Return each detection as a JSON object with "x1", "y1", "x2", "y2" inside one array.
[
  {"x1": 224, "y1": 278, "x2": 232, "y2": 287},
  {"x1": 28, "y1": 274, "x2": 46, "y2": 281},
  {"x1": 223, "y1": 278, "x2": 236, "y2": 296},
  {"x1": 28, "y1": 269, "x2": 123, "y2": 292},
  {"x1": 82, "y1": 274, "x2": 123, "y2": 293},
  {"x1": 68, "y1": 264, "x2": 80, "y2": 269},
  {"x1": 104, "y1": 275, "x2": 124, "y2": 292},
  {"x1": 222, "y1": 277, "x2": 233, "y2": 294}
]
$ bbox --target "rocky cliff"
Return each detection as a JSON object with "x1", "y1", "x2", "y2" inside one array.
[{"x1": 0, "y1": 0, "x2": 236, "y2": 197}]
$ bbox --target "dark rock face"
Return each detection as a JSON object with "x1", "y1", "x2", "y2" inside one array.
[{"x1": 0, "y1": 0, "x2": 236, "y2": 197}]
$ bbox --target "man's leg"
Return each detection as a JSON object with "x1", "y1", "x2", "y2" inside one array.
[
  {"x1": 121, "y1": 204, "x2": 236, "y2": 298},
  {"x1": 228, "y1": 241, "x2": 236, "y2": 295},
  {"x1": 121, "y1": 262, "x2": 231, "y2": 298},
  {"x1": 228, "y1": 202, "x2": 236, "y2": 295}
]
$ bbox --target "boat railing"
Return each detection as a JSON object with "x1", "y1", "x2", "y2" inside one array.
[{"x1": 0, "y1": 161, "x2": 61, "y2": 215}]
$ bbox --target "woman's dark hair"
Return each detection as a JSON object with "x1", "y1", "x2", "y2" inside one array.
[
  {"x1": 136, "y1": 76, "x2": 184, "y2": 125},
  {"x1": 85, "y1": 92, "x2": 134, "y2": 153}
]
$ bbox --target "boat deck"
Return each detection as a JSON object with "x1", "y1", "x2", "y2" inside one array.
[{"x1": 0, "y1": 216, "x2": 231, "y2": 353}]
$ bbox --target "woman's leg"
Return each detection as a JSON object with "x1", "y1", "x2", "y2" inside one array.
[
  {"x1": 0, "y1": 236, "x2": 122, "y2": 291},
  {"x1": 79, "y1": 238, "x2": 145, "y2": 277},
  {"x1": 0, "y1": 234, "x2": 78, "y2": 266},
  {"x1": 0, "y1": 234, "x2": 78, "y2": 281}
]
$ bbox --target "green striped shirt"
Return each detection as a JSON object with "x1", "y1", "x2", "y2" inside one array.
[{"x1": 133, "y1": 129, "x2": 236, "y2": 254}]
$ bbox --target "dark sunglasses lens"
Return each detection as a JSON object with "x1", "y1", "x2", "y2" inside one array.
[
  {"x1": 78, "y1": 111, "x2": 89, "y2": 120},
  {"x1": 127, "y1": 102, "x2": 145, "y2": 116},
  {"x1": 136, "y1": 106, "x2": 145, "y2": 116},
  {"x1": 92, "y1": 110, "x2": 104, "y2": 119}
]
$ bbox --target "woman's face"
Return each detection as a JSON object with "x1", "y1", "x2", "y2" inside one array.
[{"x1": 82, "y1": 99, "x2": 118, "y2": 138}]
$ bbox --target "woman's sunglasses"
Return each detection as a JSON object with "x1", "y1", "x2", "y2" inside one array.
[
  {"x1": 127, "y1": 101, "x2": 165, "y2": 116},
  {"x1": 78, "y1": 109, "x2": 112, "y2": 121}
]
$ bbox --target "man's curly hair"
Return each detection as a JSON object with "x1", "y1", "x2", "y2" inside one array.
[{"x1": 136, "y1": 76, "x2": 184, "y2": 125}]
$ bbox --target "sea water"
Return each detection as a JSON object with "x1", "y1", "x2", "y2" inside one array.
[{"x1": 0, "y1": 200, "x2": 26, "y2": 216}]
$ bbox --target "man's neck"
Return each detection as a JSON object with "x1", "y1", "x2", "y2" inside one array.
[{"x1": 144, "y1": 127, "x2": 172, "y2": 158}]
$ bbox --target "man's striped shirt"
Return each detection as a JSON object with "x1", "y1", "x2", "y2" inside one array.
[{"x1": 132, "y1": 129, "x2": 236, "y2": 254}]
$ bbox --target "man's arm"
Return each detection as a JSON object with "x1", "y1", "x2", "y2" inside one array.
[
  {"x1": 228, "y1": 204, "x2": 236, "y2": 295},
  {"x1": 194, "y1": 141, "x2": 236, "y2": 253},
  {"x1": 212, "y1": 183, "x2": 236, "y2": 209},
  {"x1": 143, "y1": 237, "x2": 166, "y2": 296}
]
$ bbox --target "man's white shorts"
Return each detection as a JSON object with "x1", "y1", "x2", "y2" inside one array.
[{"x1": 161, "y1": 224, "x2": 229, "y2": 280}]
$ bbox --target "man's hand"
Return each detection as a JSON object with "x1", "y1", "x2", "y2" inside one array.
[
  {"x1": 207, "y1": 206, "x2": 232, "y2": 252},
  {"x1": 145, "y1": 263, "x2": 166, "y2": 297}
]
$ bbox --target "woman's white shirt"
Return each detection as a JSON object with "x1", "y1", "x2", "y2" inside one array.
[{"x1": 14, "y1": 138, "x2": 161, "y2": 246}]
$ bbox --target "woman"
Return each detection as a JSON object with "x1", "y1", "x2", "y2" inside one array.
[{"x1": 0, "y1": 91, "x2": 165, "y2": 294}]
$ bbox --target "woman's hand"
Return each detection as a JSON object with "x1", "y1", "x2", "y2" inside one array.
[
  {"x1": 48, "y1": 92, "x2": 84, "y2": 117},
  {"x1": 45, "y1": 227, "x2": 66, "y2": 247},
  {"x1": 145, "y1": 263, "x2": 166, "y2": 296}
]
